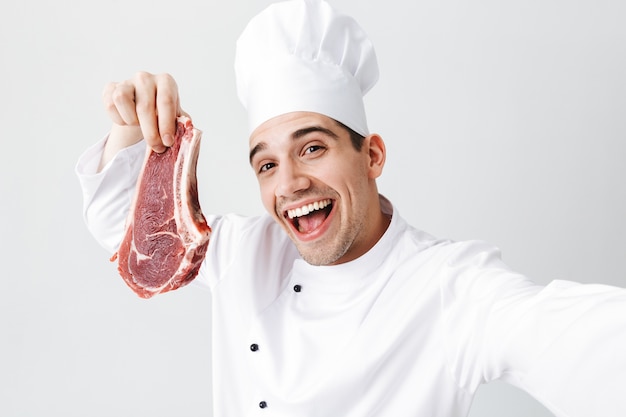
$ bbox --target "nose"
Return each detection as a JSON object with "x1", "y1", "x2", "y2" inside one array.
[{"x1": 275, "y1": 160, "x2": 310, "y2": 198}]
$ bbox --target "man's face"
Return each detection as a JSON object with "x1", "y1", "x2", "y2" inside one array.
[{"x1": 249, "y1": 111, "x2": 385, "y2": 266}]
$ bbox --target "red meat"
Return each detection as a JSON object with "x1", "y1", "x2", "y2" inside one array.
[{"x1": 111, "y1": 116, "x2": 211, "y2": 298}]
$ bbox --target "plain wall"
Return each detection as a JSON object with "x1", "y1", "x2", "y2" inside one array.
[{"x1": 1, "y1": 0, "x2": 624, "y2": 415}]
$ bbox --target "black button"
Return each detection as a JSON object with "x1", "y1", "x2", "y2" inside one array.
[
  {"x1": 293, "y1": 284, "x2": 302, "y2": 292},
  {"x1": 250, "y1": 343, "x2": 259, "y2": 352},
  {"x1": 259, "y1": 401, "x2": 267, "y2": 409}
]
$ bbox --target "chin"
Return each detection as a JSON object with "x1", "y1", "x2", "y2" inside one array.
[{"x1": 295, "y1": 239, "x2": 351, "y2": 266}]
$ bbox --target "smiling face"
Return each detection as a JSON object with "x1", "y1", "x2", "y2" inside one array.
[{"x1": 249, "y1": 112, "x2": 388, "y2": 266}]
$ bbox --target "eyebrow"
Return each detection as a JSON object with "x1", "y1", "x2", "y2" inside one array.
[
  {"x1": 249, "y1": 125, "x2": 339, "y2": 164},
  {"x1": 249, "y1": 142, "x2": 267, "y2": 165}
]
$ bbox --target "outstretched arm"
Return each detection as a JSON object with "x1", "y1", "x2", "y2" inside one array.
[{"x1": 77, "y1": 71, "x2": 188, "y2": 252}]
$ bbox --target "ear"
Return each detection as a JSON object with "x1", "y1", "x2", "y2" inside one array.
[{"x1": 365, "y1": 133, "x2": 386, "y2": 179}]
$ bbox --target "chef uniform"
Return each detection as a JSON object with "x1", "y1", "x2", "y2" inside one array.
[{"x1": 76, "y1": 0, "x2": 626, "y2": 416}]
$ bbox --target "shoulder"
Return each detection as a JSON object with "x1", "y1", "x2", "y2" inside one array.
[{"x1": 196, "y1": 212, "x2": 298, "y2": 287}]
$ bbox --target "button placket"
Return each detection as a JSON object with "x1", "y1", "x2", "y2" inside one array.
[
  {"x1": 249, "y1": 337, "x2": 265, "y2": 410},
  {"x1": 248, "y1": 282, "x2": 301, "y2": 414}
]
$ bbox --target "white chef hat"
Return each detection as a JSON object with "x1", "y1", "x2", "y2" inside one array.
[{"x1": 235, "y1": 0, "x2": 379, "y2": 137}]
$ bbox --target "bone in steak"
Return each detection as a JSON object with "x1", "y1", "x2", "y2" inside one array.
[{"x1": 111, "y1": 116, "x2": 211, "y2": 298}]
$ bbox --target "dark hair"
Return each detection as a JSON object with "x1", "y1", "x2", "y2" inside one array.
[{"x1": 334, "y1": 120, "x2": 366, "y2": 151}]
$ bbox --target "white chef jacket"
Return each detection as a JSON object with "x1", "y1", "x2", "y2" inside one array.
[{"x1": 76, "y1": 137, "x2": 626, "y2": 417}]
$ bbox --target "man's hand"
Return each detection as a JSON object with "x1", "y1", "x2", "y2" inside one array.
[{"x1": 99, "y1": 72, "x2": 186, "y2": 171}]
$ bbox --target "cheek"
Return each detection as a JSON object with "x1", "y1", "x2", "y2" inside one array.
[{"x1": 330, "y1": 163, "x2": 368, "y2": 192}]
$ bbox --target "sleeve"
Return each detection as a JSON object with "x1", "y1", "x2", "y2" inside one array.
[
  {"x1": 75, "y1": 136, "x2": 147, "y2": 253},
  {"x1": 508, "y1": 281, "x2": 626, "y2": 417},
  {"x1": 74, "y1": 138, "x2": 281, "y2": 293},
  {"x1": 440, "y1": 241, "x2": 626, "y2": 417}
]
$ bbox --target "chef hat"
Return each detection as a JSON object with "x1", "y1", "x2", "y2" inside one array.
[{"x1": 235, "y1": 0, "x2": 379, "y2": 137}]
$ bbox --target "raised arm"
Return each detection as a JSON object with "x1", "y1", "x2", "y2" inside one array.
[{"x1": 77, "y1": 71, "x2": 189, "y2": 252}]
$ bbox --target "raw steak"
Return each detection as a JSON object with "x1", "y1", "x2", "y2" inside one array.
[{"x1": 111, "y1": 116, "x2": 211, "y2": 298}]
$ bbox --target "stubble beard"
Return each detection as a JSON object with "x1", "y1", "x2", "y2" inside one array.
[
  {"x1": 276, "y1": 186, "x2": 366, "y2": 266},
  {"x1": 294, "y1": 209, "x2": 365, "y2": 266}
]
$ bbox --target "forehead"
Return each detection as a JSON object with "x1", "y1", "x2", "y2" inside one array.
[{"x1": 249, "y1": 111, "x2": 340, "y2": 148}]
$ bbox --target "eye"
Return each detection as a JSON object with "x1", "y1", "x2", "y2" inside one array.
[
  {"x1": 259, "y1": 162, "x2": 276, "y2": 173},
  {"x1": 304, "y1": 145, "x2": 324, "y2": 155}
]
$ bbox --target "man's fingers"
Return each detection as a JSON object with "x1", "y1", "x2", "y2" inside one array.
[
  {"x1": 155, "y1": 73, "x2": 180, "y2": 148},
  {"x1": 101, "y1": 71, "x2": 182, "y2": 154},
  {"x1": 111, "y1": 82, "x2": 140, "y2": 126},
  {"x1": 133, "y1": 72, "x2": 165, "y2": 153},
  {"x1": 102, "y1": 82, "x2": 127, "y2": 126}
]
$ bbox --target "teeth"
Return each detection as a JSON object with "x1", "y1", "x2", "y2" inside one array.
[{"x1": 287, "y1": 199, "x2": 331, "y2": 219}]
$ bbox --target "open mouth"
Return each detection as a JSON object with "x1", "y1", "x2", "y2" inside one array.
[{"x1": 286, "y1": 199, "x2": 333, "y2": 234}]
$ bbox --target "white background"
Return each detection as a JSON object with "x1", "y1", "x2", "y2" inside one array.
[{"x1": 1, "y1": 0, "x2": 624, "y2": 415}]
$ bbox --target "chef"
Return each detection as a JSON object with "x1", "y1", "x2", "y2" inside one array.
[{"x1": 76, "y1": 0, "x2": 626, "y2": 415}]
